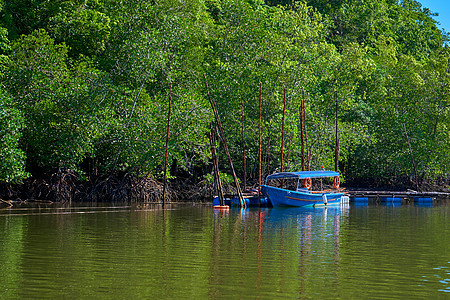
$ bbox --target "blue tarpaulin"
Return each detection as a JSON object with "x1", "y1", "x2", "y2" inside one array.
[{"x1": 266, "y1": 170, "x2": 339, "y2": 180}]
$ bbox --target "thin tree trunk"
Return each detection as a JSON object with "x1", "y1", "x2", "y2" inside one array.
[
  {"x1": 265, "y1": 127, "x2": 271, "y2": 175},
  {"x1": 258, "y1": 82, "x2": 262, "y2": 207},
  {"x1": 303, "y1": 90, "x2": 310, "y2": 170},
  {"x1": 204, "y1": 74, "x2": 245, "y2": 207},
  {"x1": 242, "y1": 100, "x2": 246, "y2": 192},
  {"x1": 280, "y1": 88, "x2": 286, "y2": 188},
  {"x1": 209, "y1": 122, "x2": 225, "y2": 205},
  {"x1": 162, "y1": 83, "x2": 172, "y2": 207},
  {"x1": 301, "y1": 89, "x2": 305, "y2": 171},
  {"x1": 335, "y1": 91, "x2": 339, "y2": 172},
  {"x1": 281, "y1": 89, "x2": 286, "y2": 172}
]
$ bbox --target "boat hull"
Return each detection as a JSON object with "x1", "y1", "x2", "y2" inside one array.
[
  {"x1": 213, "y1": 195, "x2": 269, "y2": 207},
  {"x1": 261, "y1": 185, "x2": 343, "y2": 207}
]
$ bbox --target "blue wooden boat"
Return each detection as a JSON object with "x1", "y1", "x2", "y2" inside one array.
[{"x1": 261, "y1": 170, "x2": 345, "y2": 207}]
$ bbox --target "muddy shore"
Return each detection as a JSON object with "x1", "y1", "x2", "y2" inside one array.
[{"x1": 1, "y1": 169, "x2": 449, "y2": 203}]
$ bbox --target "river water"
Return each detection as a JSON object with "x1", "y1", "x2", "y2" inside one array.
[{"x1": 0, "y1": 201, "x2": 448, "y2": 299}]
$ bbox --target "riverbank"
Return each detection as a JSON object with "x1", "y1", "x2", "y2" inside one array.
[
  {"x1": 0, "y1": 169, "x2": 222, "y2": 203},
  {"x1": 1, "y1": 169, "x2": 449, "y2": 203}
]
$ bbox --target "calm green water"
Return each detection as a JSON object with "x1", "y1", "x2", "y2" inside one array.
[{"x1": 0, "y1": 201, "x2": 448, "y2": 299}]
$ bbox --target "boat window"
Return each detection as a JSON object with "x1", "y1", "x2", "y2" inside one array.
[
  {"x1": 267, "y1": 176, "x2": 341, "y2": 192},
  {"x1": 267, "y1": 178, "x2": 298, "y2": 191}
]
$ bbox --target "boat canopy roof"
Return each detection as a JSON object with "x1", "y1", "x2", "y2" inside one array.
[{"x1": 266, "y1": 170, "x2": 340, "y2": 180}]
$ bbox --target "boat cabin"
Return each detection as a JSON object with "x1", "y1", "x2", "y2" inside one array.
[{"x1": 265, "y1": 171, "x2": 341, "y2": 193}]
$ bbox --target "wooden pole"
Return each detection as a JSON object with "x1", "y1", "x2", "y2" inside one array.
[
  {"x1": 258, "y1": 82, "x2": 262, "y2": 207},
  {"x1": 301, "y1": 89, "x2": 305, "y2": 171},
  {"x1": 303, "y1": 92, "x2": 310, "y2": 171},
  {"x1": 162, "y1": 83, "x2": 172, "y2": 207},
  {"x1": 242, "y1": 100, "x2": 246, "y2": 192},
  {"x1": 204, "y1": 74, "x2": 245, "y2": 207},
  {"x1": 209, "y1": 122, "x2": 225, "y2": 205},
  {"x1": 335, "y1": 91, "x2": 339, "y2": 172},
  {"x1": 281, "y1": 89, "x2": 286, "y2": 173},
  {"x1": 279, "y1": 88, "x2": 286, "y2": 189},
  {"x1": 265, "y1": 127, "x2": 271, "y2": 176}
]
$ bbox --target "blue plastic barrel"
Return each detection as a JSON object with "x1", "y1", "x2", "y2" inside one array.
[
  {"x1": 352, "y1": 197, "x2": 369, "y2": 202},
  {"x1": 380, "y1": 196, "x2": 401, "y2": 202},
  {"x1": 414, "y1": 197, "x2": 433, "y2": 202}
]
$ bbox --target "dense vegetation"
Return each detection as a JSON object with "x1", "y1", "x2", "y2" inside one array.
[{"x1": 0, "y1": 0, "x2": 449, "y2": 200}]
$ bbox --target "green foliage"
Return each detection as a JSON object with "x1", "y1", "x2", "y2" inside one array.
[
  {"x1": 48, "y1": 2, "x2": 111, "y2": 57},
  {"x1": 0, "y1": 0, "x2": 64, "y2": 39},
  {"x1": 0, "y1": 26, "x2": 9, "y2": 53},
  {"x1": 5, "y1": 30, "x2": 110, "y2": 171},
  {"x1": 0, "y1": 0, "x2": 448, "y2": 188},
  {"x1": 0, "y1": 89, "x2": 28, "y2": 183},
  {"x1": 205, "y1": 171, "x2": 235, "y2": 185}
]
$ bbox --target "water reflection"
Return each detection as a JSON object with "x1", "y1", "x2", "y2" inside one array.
[
  {"x1": 210, "y1": 205, "x2": 350, "y2": 297},
  {"x1": 415, "y1": 202, "x2": 434, "y2": 208},
  {"x1": 382, "y1": 201, "x2": 402, "y2": 207},
  {"x1": 0, "y1": 202, "x2": 448, "y2": 298}
]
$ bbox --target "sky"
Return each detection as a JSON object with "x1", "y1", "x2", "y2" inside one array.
[{"x1": 419, "y1": 0, "x2": 450, "y2": 33}]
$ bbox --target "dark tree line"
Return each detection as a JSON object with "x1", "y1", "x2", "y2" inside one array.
[{"x1": 0, "y1": 0, "x2": 449, "y2": 197}]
